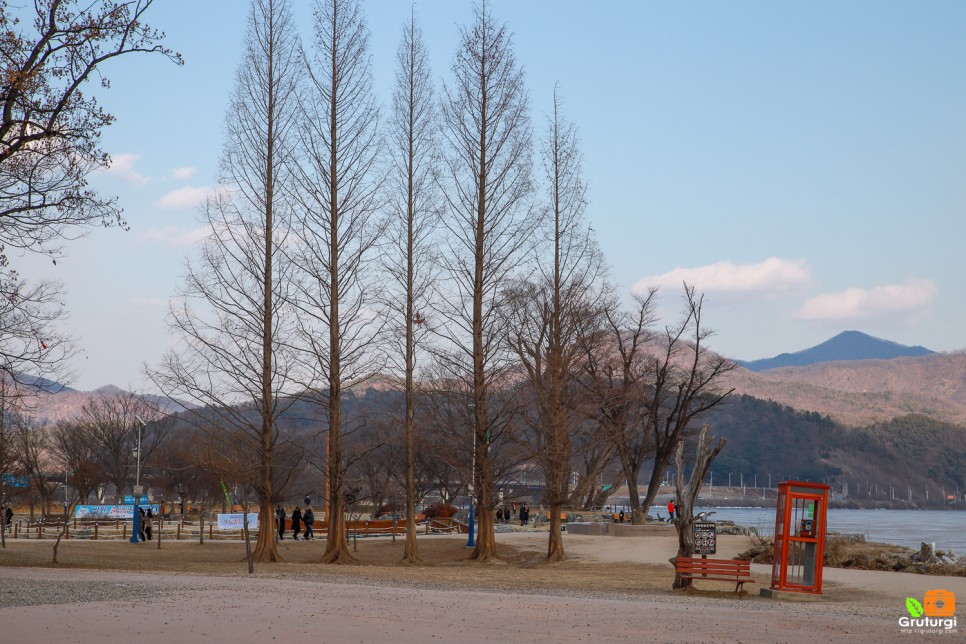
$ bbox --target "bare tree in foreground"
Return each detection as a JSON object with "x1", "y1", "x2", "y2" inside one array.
[
  {"x1": 437, "y1": 1, "x2": 534, "y2": 561},
  {"x1": 0, "y1": 0, "x2": 179, "y2": 383},
  {"x1": 148, "y1": 0, "x2": 302, "y2": 563},
  {"x1": 0, "y1": 0, "x2": 180, "y2": 266}
]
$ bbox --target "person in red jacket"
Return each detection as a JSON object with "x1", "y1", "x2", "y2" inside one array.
[{"x1": 667, "y1": 499, "x2": 676, "y2": 523}]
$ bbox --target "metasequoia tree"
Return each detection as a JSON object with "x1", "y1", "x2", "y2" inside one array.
[
  {"x1": 437, "y1": 1, "x2": 534, "y2": 561},
  {"x1": 506, "y1": 89, "x2": 603, "y2": 561},
  {"x1": 383, "y1": 9, "x2": 438, "y2": 563},
  {"x1": 292, "y1": 0, "x2": 383, "y2": 565},
  {"x1": 0, "y1": 0, "x2": 179, "y2": 382},
  {"x1": 148, "y1": 0, "x2": 302, "y2": 563}
]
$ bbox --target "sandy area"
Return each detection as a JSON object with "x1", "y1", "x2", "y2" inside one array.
[{"x1": 1, "y1": 532, "x2": 963, "y2": 643}]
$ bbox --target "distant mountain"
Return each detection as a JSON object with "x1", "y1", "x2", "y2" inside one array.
[
  {"x1": 16, "y1": 381, "x2": 194, "y2": 423},
  {"x1": 737, "y1": 330, "x2": 934, "y2": 372},
  {"x1": 726, "y1": 351, "x2": 966, "y2": 427},
  {"x1": 15, "y1": 374, "x2": 76, "y2": 394}
]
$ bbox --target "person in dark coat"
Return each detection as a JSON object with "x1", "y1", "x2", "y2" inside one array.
[
  {"x1": 137, "y1": 507, "x2": 146, "y2": 541},
  {"x1": 144, "y1": 509, "x2": 154, "y2": 540},
  {"x1": 276, "y1": 505, "x2": 286, "y2": 541},
  {"x1": 291, "y1": 506, "x2": 302, "y2": 541},
  {"x1": 303, "y1": 507, "x2": 315, "y2": 540}
]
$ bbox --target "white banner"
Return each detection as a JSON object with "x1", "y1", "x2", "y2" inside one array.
[{"x1": 216, "y1": 513, "x2": 259, "y2": 530}]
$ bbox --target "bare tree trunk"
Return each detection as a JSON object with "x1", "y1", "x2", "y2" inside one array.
[
  {"x1": 671, "y1": 425, "x2": 725, "y2": 589},
  {"x1": 52, "y1": 528, "x2": 65, "y2": 564},
  {"x1": 243, "y1": 499, "x2": 254, "y2": 574},
  {"x1": 546, "y1": 502, "x2": 566, "y2": 562}
]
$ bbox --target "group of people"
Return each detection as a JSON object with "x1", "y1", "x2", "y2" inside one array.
[
  {"x1": 276, "y1": 504, "x2": 315, "y2": 541},
  {"x1": 136, "y1": 507, "x2": 155, "y2": 541},
  {"x1": 494, "y1": 504, "x2": 530, "y2": 526}
]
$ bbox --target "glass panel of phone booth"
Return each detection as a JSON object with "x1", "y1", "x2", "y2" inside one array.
[{"x1": 771, "y1": 488, "x2": 786, "y2": 586}]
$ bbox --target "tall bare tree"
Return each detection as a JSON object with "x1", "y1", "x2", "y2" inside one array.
[
  {"x1": 383, "y1": 9, "x2": 438, "y2": 564},
  {"x1": 437, "y1": 1, "x2": 534, "y2": 561},
  {"x1": 506, "y1": 89, "x2": 604, "y2": 561},
  {"x1": 148, "y1": 0, "x2": 302, "y2": 563},
  {"x1": 292, "y1": 0, "x2": 383, "y2": 565}
]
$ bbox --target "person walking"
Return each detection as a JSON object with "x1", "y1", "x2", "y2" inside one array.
[
  {"x1": 667, "y1": 499, "x2": 676, "y2": 523},
  {"x1": 137, "y1": 507, "x2": 146, "y2": 541},
  {"x1": 303, "y1": 507, "x2": 315, "y2": 540},
  {"x1": 291, "y1": 506, "x2": 302, "y2": 541},
  {"x1": 276, "y1": 505, "x2": 286, "y2": 541},
  {"x1": 144, "y1": 508, "x2": 154, "y2": 541}
]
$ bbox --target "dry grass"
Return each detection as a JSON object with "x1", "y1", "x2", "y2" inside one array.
[{"x1": 0, "y1": 536, "x2": 679, "y2": 596}]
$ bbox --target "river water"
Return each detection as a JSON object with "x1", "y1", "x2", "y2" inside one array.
[{"x1": 695, "y1": 507, "x2": 966, "y2": 553}]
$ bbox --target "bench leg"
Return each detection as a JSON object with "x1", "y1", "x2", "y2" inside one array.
[{"x1": 736, "y1": 582, "x2": 746, "y2": 598}]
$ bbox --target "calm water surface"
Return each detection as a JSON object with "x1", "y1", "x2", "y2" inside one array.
[{"x1": 696, "y1": 507, "x2": 966, "y2": 553}]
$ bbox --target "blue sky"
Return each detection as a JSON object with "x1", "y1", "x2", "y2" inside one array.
[{"x1": 14, "y1": 0, "x2": 966, "y2": 391}]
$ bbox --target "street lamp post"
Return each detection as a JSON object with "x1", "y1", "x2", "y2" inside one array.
[
  {"x1": 466, "y1": 433, "x2": 476, "y2": 549},
  {"x1": 130, "y1": 417, "x2": 145, "y2": 544}
]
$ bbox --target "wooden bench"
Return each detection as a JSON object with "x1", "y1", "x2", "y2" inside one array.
[{"x1": 673, "y1": 557, "x2": 756, "y2": 597}]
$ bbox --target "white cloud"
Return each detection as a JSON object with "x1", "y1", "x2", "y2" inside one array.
[
  {"x1": 170, "y1": 166, "x2": 198, "y2": 181},
  {"x1": 157, "y1": 185, "x2": 218, "y2": 209},
  {"x1": 139, "y1": 225, "x2": 211, "y2": 247},
  {"x1": 795, "y1": 279, "x2": 937, "y2": 321},
  {"x1": 632, "y1": 257, "x2": 811, "y2": 296},
  {"x1": 104, "y1": 153, "x2": 149, "y2": 187}
]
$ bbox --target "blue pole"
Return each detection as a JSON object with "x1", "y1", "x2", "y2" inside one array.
[
  {"x1": 466, "y1": 496, "x2": 475, "y2": 548},
  {"x1": 130, "y1": 501, "x2": 140, "y2": 543}
]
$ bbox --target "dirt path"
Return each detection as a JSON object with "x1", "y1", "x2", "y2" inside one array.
[{"x1": 0, "y1": 532, "x2": 962, "y2": 642}]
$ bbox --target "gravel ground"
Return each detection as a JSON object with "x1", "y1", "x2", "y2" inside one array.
[{"x1": 1, "y1": 532, "x2": 963, "y2": 642}]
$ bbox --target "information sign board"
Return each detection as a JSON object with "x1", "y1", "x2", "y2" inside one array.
[{"x1": 693, "y1": 521, "x2": 717, "y2": 555}]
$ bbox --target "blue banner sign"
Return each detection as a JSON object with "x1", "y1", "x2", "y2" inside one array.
[
  {"x1": 122, "y1": 495, "x2": 150, "y2": 504},
  {"x1": 1, "y1": 473, "x2": 29, "y2": 488},
  {"x1": 75, "y1": 504, "x2": 161, "y2": 520}
]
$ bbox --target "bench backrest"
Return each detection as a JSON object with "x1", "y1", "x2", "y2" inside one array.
[{"x1": 675, "y1": 557, "x2": 751, "y2": 575}]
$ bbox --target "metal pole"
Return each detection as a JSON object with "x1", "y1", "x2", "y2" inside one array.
[
  {"x1": 130, "y1": 419, "x2": 145, "y2": 544},
  {"x1": 467, "y1": 432, "x2": 476, "y2": 548}
]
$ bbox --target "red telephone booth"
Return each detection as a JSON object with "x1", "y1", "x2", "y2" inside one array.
[{"x1": 770, "y1": 481, "x2": 829, "y2": 595}]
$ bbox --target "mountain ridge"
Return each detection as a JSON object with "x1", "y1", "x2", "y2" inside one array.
[{"x1": 737, "y1": 330, "x2": 934, "y2": 372}]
